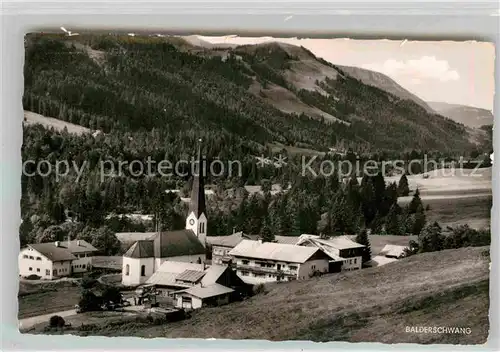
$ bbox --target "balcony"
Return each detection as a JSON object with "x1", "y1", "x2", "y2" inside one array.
[{"x1": 236, "y1": 264, "x2": 297, "y2": 276}]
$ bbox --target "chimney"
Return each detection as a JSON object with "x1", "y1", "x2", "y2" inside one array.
[
  {"x1": 76, "y1": 240, "x2": 81, "y2": 246},
  {"x1": 55, "y1": 241, "x2": 60, "y2": 247},
  {"x1": 232, "y1": 227, "x2": 236, "y2": 234},
  {"x1": 258, "y1": 239, "x2": 262, "y2": 244}
]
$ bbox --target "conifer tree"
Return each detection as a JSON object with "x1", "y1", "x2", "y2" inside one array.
[
  {"x1": 398, "y1": 173, "x2": 410, "y2": 196},
  {"x1": 260, "y1": 216, "x2": 275, "y2": 243},
  {"x1": 355, "y1": 228, "x2": 371, "y2": 263},
  {"x1": 408, "y1": 188, "x2": 423, "y2": 214}
]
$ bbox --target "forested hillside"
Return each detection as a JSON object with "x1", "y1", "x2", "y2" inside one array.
[{"x1": 20, "y1": 34, "x2": 489, "y2": 251}]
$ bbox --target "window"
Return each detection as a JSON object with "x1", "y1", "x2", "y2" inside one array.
[
  {"x1": 242, "y1": 260, "x2": 249, "y2": 265},
  {"x1": 240, "y1": 271, "x2": 249, "y2": 276},
  {"x1": 36, "y1": 268, "x2": 40, "y2": 272},
  {"x1": 125, "y1": 264, "x2": 130, "y2": 276},
  {"x1": 23, "y1": 255, "x2": 28, "y2": 259},
  {"x1": 354, "y1": 258, "x2": 357, "y2": 264},
  {"x1": 29, "y1": 267, "x2": 32, "y2": 271},
  {"x1": 182, "y1": 296, "x2": 192, "y2": 304},
  {"x1": 29, "y1": 256, "x2": 34, "y2": 260},
  {"x1": 141, "y1": 265, "x2": 146, "y2": 276},
  {"x1": 289, "y1": 265, "x2": 297, "y2": 271},
  {"x1": 45, "y1": 269, "x2": 50, "y2": 276},
  {"x1": 36, "y1": 257, "x2": 42, "y2": 261},
  {"x1": 199, "y1": 222, "x2": 205, "y2": 234},
  {"x1": 312, "y1": 265, "x2": 316, "y2": 270}
]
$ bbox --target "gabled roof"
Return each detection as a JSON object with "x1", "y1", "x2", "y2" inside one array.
[
  {"x1": 206, "y1": 232, "x2": 250, "y2": 248},
  {"x1": 123, "y1": 240, "x2": 155, "y2": 258},
  {"x1": 123, "y1": 230, "x2": 206, "y2": 259},
  {"x1": 297, "y1": 235, "x2": 365, "y2": 250},
  {"x1": 145, "y1": 262, "x2": 229, "y2": 288},
  {"x1": 229, "y1": 240, "x2": 319, "y2": 263},
  {"x1": 28, "y1": 244, "x2": 76, "y2": 262},
  {"x1": 380, "y1": 244, "x2": 408, "y2": 258},
  {"x1": 61, "y1": 239, "x2": 99, "y2": 253},
  {"x1": 200, "y1": 264, "x2": 227, "y2": 286},
  {"x1": 152, "y1": 230, "x2": 206, "y2": 258},
  {"x1": 146, "y1": 261, "x2": 205, "y2": 287},
  {"x1": 26, "y1": 240, "x2": 98, "y2": 262},
  {"x1": 182, "y1": 283, "x2": 234, "y2": 299}
]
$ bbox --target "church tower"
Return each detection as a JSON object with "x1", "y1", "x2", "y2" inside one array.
[{"x1": 185, "y1": 139, "x2": 207, "y2": 247}]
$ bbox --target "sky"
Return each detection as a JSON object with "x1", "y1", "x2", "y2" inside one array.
[{"x1": 198, "y1": 36, "x2": 495, "y2": 111}]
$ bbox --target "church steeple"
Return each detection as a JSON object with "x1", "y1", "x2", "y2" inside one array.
[
  {"x1": 185, "y1": 138, "x2": 207, "y2": 247},
  {"x1": 189, "y1": 139, "x2": 206, "y2": 218}
]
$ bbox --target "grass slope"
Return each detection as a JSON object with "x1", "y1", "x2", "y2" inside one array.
[{"x1": 59, "y1": 247, "x2": 489, "y2": 343}]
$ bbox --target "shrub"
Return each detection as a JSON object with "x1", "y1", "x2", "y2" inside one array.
[
  {"x1": 49, "y1": 315, "x2": 65, "y2": 328},
  {"x1": 253, "y1": 283, "x2": 268, "y2": 295},
  {"x1": 25, "y1": 274, "x2": 41, "y2": 280},
  {"x1": 78, "y1": 290, "x2": 101, "y2": 312},
  {"x1": 80, "y1": 275, "x2": 98, "y2": 289}
]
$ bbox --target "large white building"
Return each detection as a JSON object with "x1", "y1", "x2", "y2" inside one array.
[
  {"x1": 122, "y1": 142, "x2": 209, "y2": 286},
  {"x1": 296, "y1": 235, "x2": 365, "y2": 272},
  {"x1": 228, "y1": 240, "x2": 331, "y2": 284},
  {"x1": 18, "y1": 240, "x2": 98, "y2": 279}
]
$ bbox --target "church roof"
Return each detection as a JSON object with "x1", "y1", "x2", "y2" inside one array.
[
  {"x1": 123, "y1": 240, "x2": 155, "y2": 258},
  {"x1": 152, "y1": 229, "x2": 206, "y2": 258},
  {"x1": 188, "y1": 141, "x2": 206, "y2": 217},
  {"x1": 123, "y1": 229, "x2": 206, "y2": 259}
]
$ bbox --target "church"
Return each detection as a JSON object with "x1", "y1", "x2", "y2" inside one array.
[{"x1": 121, "y1": 142, "x2": 208, "y2": 286}]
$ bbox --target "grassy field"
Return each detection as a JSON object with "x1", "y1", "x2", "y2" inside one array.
[
  {"x1": 399, "y1": 194, "x2": 492, "y2": 230},
  {"x1": 18, "y1": 280, "x2": 81, "y2": 319},
  {"x1": 43, "y1": 246, "x2": 489, "y2": 343}
]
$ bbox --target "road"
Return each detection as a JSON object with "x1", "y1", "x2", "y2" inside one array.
[
  {"x1": 19, "y1": 303, "x2": 145, "y2": 331},
  {"x1": 19, "y1": 309, "x2": 77, "y2": 330}
]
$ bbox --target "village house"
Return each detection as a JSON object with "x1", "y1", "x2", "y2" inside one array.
[
  {"x1": 18, "y1": 240, "x2": 98, "y2": 279},
  {"x1": 121, "y1": 142, "x2": 209, "y2": 286},
  {"x1": 207, "y1": 231, "x2": 252, "y2": 265},
  {"x1": 296, "y1": 235, "x2": 365, "y2": 272},
  {"x1": 228, "y1": 240, "x2": 331, "y2": 284},
  {"x1": 368, "y1": 244, "x2": 408, "y2": 267},
  {"x1": 145, "y1": 261, "x2": 247, "y2": 310}
]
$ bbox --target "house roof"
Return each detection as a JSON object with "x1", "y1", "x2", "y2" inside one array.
[
  {"x1": 28, "y1": 243, "x2": 77, "y2": 262},
  {"x1": 176, "y1": 269, "x2": 206, "y2": 283},
  {"x1": 123, "y1": 230, "x2": 206, "y2": 259},
  {"x1": 274, "y1": 236, "x2": 300, "y2": 245},
  {"x1": 145, "y1": 261, "x2": 205, "y2": 286},
  {"x1": 380, "y1": 244, "x2": 408, "y2": 258},
  {"x1": 200, "y1": 264, "x2": 227, "y2": 286},
  {"x1": 367, "y1": 255, "x2": 399, "y2": 267},
  {"x1": 182, "y1": 283, "x2": 234, "y2": 299},
  {"x1": 206, "y1": 232, "x2": 249, "y2": 248},
  {"x1": 297, "y1": 235, "x2": 365, "y2": 250},
  {"x1": 27, "y1": 240, "x2": 98, "y2": 262},
  {"x1": 145, "y1": 262, "x2": 229, "y2": 288},
  {"x1": 62, "y1": 239, "x2": 98, "y2": 253},
  {"x1": 228, "y1": 240, "x2": 319, "y2": 263}
]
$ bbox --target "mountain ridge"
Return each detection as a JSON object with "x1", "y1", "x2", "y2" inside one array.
[{"x1": 23, "y1": 34, "x2": 480, "y2": 154}]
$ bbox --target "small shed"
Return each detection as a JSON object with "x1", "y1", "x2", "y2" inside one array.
[{"x1": 173, "y1": 283, "x2": 234, "y2": 310}]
